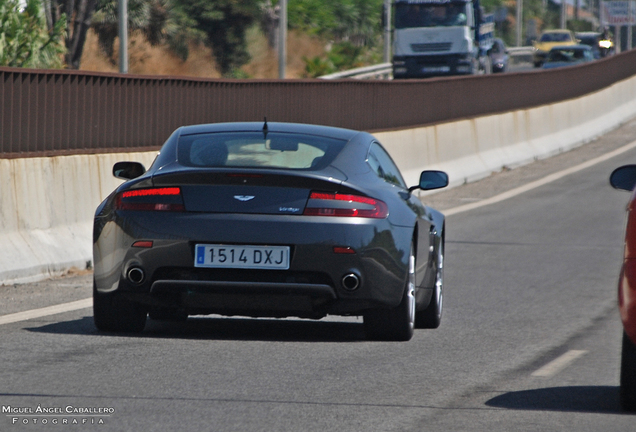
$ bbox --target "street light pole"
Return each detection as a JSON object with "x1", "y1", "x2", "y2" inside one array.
[
  {"x1": 560, "y1": 0, "x2": 566, "y2": 28},
  {"x1": 278, "y1": 0, "x2": 287, "y2": 79},
  {"x1": 118, "y1": 0, "x2": 128, "y2": 73},
  {"x1": 384, "y1": 0, "x2": 392, "y2": 63},
  {"x1": 516, "y1": 0, "x2": 523, "y2": 46}
]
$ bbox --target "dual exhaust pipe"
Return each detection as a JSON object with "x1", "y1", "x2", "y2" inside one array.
[{"x1": 128, "y1": 266, "x2": 360, "y2": 292}]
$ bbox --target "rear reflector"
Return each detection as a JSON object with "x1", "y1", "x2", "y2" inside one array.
[
  {"x1": 115, "y1": 187, "x2": 185, "y2": 212},
  {"x1": 304, "y1": 192, "x2": 388, "y2": 218},
  {"x1": 132, "y1": 241, "x2": 154, "y2": 248}
]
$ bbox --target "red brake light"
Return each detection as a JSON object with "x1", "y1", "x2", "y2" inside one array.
[
  {"x1": 115, "y1": 187, "x2": 185, "y2": 212},
  {"x1": 304, "y1": 192, "x2": 388, "y2": 218},
  {"x1": 121, "y1": 187, "x2": 181, "y2": 198}
]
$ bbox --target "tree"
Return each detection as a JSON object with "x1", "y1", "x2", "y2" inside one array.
[
  {"x1": 42, "y1": 0, "x2": 99, "y2": 68},
  {"x1": 288, "y1": 0, "x2": 384, "y2": 47},
  {"x1": 0, "y1": 0, "x2": 67, "y2": 68},
  {"x1": 289, "y1": 0, "x2": 384, "y2": 75},
  {"x1": 177, "y1": 0, "x2": 260, "y2": 76},
  {"x1": 92, "y1": 0, "x2": 202, "y2": 62}
]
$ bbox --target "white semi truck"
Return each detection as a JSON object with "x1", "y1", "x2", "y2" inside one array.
[{"x1": 392, "y1": 0, "x2": 494, "y2": 78}]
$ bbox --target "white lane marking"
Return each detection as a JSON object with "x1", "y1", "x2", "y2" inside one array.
[
  {"x1": 445, "y1": 139, "x2": 636, "y2": 216},
  {"x1": 531, "y1": 350, "x2": 588, "y2": 378},
  {"x1": 0, "y1": 298, "x2": 92, "y2": 326}
]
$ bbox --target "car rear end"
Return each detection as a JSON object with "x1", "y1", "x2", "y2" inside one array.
[{"x1": 93, "y1": 129, "x2": 411, "y2": 322}]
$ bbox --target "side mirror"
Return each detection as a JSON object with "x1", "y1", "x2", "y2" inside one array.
[
  {"x1": 113, "y1": 161, "x2": 146, "y2": 180},
  {"x1": 610, "y1": 165, "x2": 636, "y2": 191},
  {"x1": 410, "y1": 170, "x2": 449, "y2": 192}
]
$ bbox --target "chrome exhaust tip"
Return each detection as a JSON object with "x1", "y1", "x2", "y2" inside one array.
[
  {"x1": 341, "y1": 273, "x2": 360, "y2": 291},
  {"x1": 127, "y1": 267, "x2": 145, "y2": 285}
]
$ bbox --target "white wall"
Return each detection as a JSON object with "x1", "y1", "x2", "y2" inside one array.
[{"x1": 2, "y1": 74, "x2": 636, "y2": 284}]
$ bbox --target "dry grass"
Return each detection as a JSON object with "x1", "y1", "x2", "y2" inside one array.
[
  {"x1": 80, "y1": 27, "x2": 327, "y2": 79},
  {"x1": 242, "y1": 27, "x2": 327, "y2": 78}
]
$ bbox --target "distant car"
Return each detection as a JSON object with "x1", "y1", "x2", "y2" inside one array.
[
  {"x1": 609, "y1": 165, "x2": 636, "y2": 411},
  {"x1": 533, "y1": 29, "x2": 578, "y2": 67},
  {"x1": 575, "y1": 31, "x2": 602, "y2": 59},
  {"x1": 93, "y1": 121, "x2": 449, "y2": 341},
  {"x1": 541, "y1": 45, "x2": 594, "y2": 69},
  {"x1": 489, "y1": 38, "x2": 509, "y2": 73}
]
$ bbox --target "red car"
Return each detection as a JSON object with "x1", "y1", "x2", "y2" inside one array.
[{"x1": 610, "y1": 165, "x2": 636, "y2": 411}]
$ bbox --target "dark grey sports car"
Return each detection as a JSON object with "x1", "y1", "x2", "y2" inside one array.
[{"x1": 93, "y1": 122, "x2": 448, "y2": 341}]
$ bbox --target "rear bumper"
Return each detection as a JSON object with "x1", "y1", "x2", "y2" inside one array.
[
  {"x1": 94, "y1": 211, "x2": 414, "y2": 318},
  {"x1": 393, "y1": 54, "x2": 475, "y2": 78},
  {"x1": 121, "y1": 280, "x2": 339, "y2": 319}
]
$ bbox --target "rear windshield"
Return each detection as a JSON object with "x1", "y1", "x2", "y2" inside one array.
[
  {"x1": 178, "y1": 132, "x2": 347, "y2": 170},
  {"x1": 540, "y1": 32, "x2": 572, "y2": 42}
]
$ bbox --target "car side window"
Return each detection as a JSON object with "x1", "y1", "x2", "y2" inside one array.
[{"x1": 367, "y1": 142, "x2": 407, "y2": 189}]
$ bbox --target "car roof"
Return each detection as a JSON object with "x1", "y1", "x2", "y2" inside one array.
[
  {"x1": 541, "y1": 29, "x2": 573, "y2": 34},
  {"x1": 177, "y1": 122, "x2": 361, "y2": 141}
]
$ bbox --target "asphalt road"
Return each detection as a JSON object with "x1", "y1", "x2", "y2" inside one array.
[{"x1": 2, "y1": 118, "x2": 636, "y2": 431}]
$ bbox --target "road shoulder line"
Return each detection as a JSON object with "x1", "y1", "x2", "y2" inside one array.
[
  {"x1": 531, "y1": 350, "x2": 588, "y2": 378},
  {"x1": 445, "y1": 139, "x2": 636, "y2": 216},
  {"x1": 0, "y1": 298, "x2": 92, "y2": 326}
]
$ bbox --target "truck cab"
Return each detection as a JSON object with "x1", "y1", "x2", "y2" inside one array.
[{"x1": 392, "y1": 0, "x2": 493, "y2": 78}]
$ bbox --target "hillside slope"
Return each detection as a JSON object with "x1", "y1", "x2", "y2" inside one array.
[{"x1": 79, "y1": 27, "x2": 326, "y2": 79}]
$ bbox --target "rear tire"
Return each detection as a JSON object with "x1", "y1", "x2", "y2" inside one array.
[
  {"x1": 364, "y1": 244, "x2": 416, "y2": 341},
  {"x1": 416, "y1": 233, "x2": 444, "y2": 329},
  {"x1": 93, "y1": 282, "x2": 147, "y2": 333},
  {"x1": 621, "y1": 331, "x2": 636, "y2": 411}
]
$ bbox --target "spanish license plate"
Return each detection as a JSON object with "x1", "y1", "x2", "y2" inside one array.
[{"x1": 194, "y1": 244, "x2": 290, "y2": 269}]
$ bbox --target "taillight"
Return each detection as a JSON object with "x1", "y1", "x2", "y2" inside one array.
[
  {"x1": 115, "y1": 187, "x2": 185, "y2": 212},
  {"x1": 304, "y1": 192, "x2": 388, "y2": 218}
]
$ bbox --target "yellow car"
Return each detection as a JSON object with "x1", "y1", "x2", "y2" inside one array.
[{"x1": 533, "y1": 29, "x2": 578, "y2": 67}]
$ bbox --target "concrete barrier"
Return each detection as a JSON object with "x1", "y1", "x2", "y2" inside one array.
[
  {"x1": 0, "y1": 152, "x2": 157, "y2": 284},
  {"x1": 379, "y1": 73, "x2": 636, "y2": 189},
  {"x1": 2, "y1": 73, "x2": 636, "y2": 284}
]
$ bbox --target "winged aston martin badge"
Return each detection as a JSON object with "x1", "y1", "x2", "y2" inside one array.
[{"x1": 234, "y1": 195, "x2": 255, "y2": 202}]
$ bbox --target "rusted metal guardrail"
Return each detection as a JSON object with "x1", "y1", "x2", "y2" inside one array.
[{"x1": 1, "y1": 49, "x2": 635, "y2": 158}]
